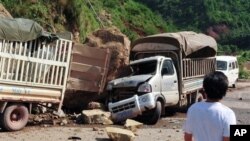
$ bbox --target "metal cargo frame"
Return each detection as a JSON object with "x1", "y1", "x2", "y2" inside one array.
[{"x1": 0, "y1": 38, "x2": 72, "y2": 110}]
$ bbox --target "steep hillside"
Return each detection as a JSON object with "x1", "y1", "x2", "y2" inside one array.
[
  {"x1": 1, "y1": 0, "x2": 250, "y2": 78},
  {"x1": 137, "y1": 0, "x2": 250, "y2": 50},
  {"x1": 1, "y1": 0, "x2": 173, "y2": 42}
]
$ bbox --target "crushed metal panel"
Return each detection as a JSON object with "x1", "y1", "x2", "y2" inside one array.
[
  {"x1": 67, "y1": 43, "x2": 110, "y2": 93},
  {"x1": 72, "y1": 54, "x2": 106, "y2": 68}
]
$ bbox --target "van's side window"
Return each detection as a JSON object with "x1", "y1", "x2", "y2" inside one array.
[
  {"x1": 232, "y1": 62, "x2": 236, "y2": 69},
  {"x1": 235, "y1": 61, "x2": 239, "y2": 68},
  {"x1": 162, "y1": 60, "x2": 174, "y2": 75},
  {"x1": 229, "y1": 63, "x2": 232, "y2": 70}
]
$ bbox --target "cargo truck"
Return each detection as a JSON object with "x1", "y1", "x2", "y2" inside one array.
[
  {"x1": 107, "y1": 31, "x2": 217, "y2": 124},
  {"x1": 0, "y1": 18, "x2": 110, "y2": 131}
]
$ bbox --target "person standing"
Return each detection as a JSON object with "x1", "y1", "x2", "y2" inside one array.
[{"x1": 183, "y1": 71, "x2": 236, "y2": 141}]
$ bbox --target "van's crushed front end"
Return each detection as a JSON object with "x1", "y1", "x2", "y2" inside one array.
[
  {"x1": 107, "y1": 75, "x2": 156, "y2": 122},
  {"x1": 108, "y1": 93, "x2": 156, "y2": 122}
]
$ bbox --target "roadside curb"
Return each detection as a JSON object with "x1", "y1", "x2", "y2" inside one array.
[{"x1": 237, "y1": 79, "x2": 250, "y2": 82}]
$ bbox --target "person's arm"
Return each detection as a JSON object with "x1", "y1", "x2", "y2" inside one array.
[
  {"x1": 183, "y1": 107, "x2": 194, "y2": 141},
  {"x1": 223, "y1": 137, "x2": 229, "y2": 141},
  {"x1": 184, "y1": 132, "x2": 192, "y2": 141},
  {"x1": 223, "y1": 110, "x2": 236, "y2": 141}
]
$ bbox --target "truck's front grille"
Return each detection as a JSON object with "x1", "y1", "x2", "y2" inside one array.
[
  {"x1": 113, "y1": 87, "x2": 137, "y2": 102},
  {"x1": 111, "y1": 101, "x2": 135, "y2": 113}
]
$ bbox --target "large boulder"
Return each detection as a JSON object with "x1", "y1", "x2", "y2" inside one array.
[
  {"x1": 84, "y1": 27, "x2": 131, "y2": 82},
  {"x1": 87, "y1": 101, "x2": 106, "y2": 110},
  {"x1": 0, "y1": 4, "x2": 12, "y2": 18},
  {"x1": 106, "y1": 127, "x2": 135, "y2": 141}
]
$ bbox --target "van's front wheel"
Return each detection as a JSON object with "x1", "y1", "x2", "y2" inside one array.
[
  {"x1": 147, "y1": 101, "x2": 162, "y2": 125},
  {"x1": 1, "y1": 104, "x2": 29, "y2": 131}
]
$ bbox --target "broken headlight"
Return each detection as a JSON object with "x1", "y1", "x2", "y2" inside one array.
[{"x1": 138, "y1": 83, "x2": 152, "y2": 93}]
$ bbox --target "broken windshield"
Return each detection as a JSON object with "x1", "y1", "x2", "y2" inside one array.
[{"x1": 130, "y1": 60, "x2": 157, "y2": 76}]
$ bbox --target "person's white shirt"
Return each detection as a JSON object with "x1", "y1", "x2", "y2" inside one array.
[{"x1": 183, "y1": 101, "x2": 236, "y2": 141}]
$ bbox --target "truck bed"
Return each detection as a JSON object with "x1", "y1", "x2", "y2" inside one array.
[
  {"x1": 183, "y1": 77, "x2": 203, "y2": 94},
  {"x1": 181, "y1": 57, "x2": 216, "y2": 94}
]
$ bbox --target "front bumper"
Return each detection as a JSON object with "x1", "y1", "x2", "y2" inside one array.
[{"x1": 108, "y1": 93, "x2": 156, "y2": 122}]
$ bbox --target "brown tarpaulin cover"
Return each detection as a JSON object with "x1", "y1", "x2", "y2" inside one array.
[{"x1": 132, "y1": 31, "x2": 217, "y2": 58}]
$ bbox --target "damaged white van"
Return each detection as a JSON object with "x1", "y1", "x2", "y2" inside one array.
[{"x1": 216, "y1": 56, "x2": 239, "y2": 88}]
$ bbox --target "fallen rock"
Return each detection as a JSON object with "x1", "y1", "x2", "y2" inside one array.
[
  {"x1": 53, "y1": 109, "x2": 66, "y2": 118},
  {"x1": 102, "y1": 117, "x2": 114, "y2": 125},
  {"x1": 60, "y1": 119, "x2": 68, "y2": 126},
  {"x1": 93, "y1": 127, "x2": 99, "y2": 131},
  {"x1": 106, "y1": 127, "x2": 135, "y2": 141},
  {"x1": 124, "y1": 119, "x2": 143, "y2": 133},
  {"x1": 81, "y1": 109, "x2": 113, "y2": 125},
  {"x1": 53, "y1": 120, "x2": 59, "y2": 126},
  {"x1": 0, "y1": 4, "x2": 13, "y2": 18},
  {"x1": 84, "y1": 27, "x2": 131, "y2": 82},
  {"x1": 41, "y1": 124, "x2": 50, "y2": 128},
  {"x1": 33, "y1": 115, "x2": 43, "y2": 123},
  {"x1": 98, "y1": 131, "x2": 104, "y2": 135},
  {"x1": 88, "y1": 101, "x2": 106, "y2": 110}
]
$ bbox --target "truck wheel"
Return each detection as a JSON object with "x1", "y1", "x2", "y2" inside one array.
[
  {"x1": 232, "y1": 81, "x2": 236, "y2": 88},
  {"x1": 1, "y1": 104, "x2": 29, "y2": 131},
  {"x1": 232, "y1": 84, "x2": 236, "y2": 88},
  {"x1": 195, "y1": 93, "x2": 204, "y2": 102},
  {"x1": 147, "y1": 101, "x2": 162, "y2": 125}
]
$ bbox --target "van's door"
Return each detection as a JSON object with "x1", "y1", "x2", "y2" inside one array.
[
  {"x1": 227, "y1": 62, "x2": 234, "y2": 86},
  {"x1": 234, "y1": 61, "x2": 239, "y2": 82},
  {"x1": 231, "y1": 61, "x2": 239, "y2": 86},
  {"x1": 160, "y1": 59, "x2": 179, "y2": 105},
  {"x1": 228, "y1": 61, "x2": 239, "y2": 86}
]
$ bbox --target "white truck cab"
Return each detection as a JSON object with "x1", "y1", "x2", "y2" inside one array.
[{"x1": 216, "y1": 56, "x2": 239, "y2": 87}]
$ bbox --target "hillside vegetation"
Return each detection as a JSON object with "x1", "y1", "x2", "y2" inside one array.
[
  {"x1": 1, "y1": 0, "x2": 250, "y2": 78},
  {"x1": 1, "y1": 0, "x2": 173, "y2": 42},
  {"x1": 138, "y1": 0, "x2": 250, "y2": 49}
]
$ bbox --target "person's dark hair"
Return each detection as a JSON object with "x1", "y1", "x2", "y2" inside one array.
[{"x1": 203, "y1": 71, "x2": 228, "y2": 99}]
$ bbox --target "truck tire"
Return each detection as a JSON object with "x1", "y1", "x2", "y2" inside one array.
[
  {"x1": 1, "y1": 104, "x2": 29, "y2": 131},
  {"x1": 195, "y1": 93, "x2": 204, "y2": 102},
  {"x1": 232, "y1": 81, "x2": 237, "y2": 88},
  {"x1": 147, "y1": 101, "x2": 162, "y2": 125}
]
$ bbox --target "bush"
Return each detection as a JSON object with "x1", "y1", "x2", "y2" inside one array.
[{"x1": 239, "y1": 70, "x2": 250, "y2": 79}]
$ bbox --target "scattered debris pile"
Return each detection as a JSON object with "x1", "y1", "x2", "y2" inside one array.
[{"x1": 29, "y1": 112, "x2": 72, "y2": 127}]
